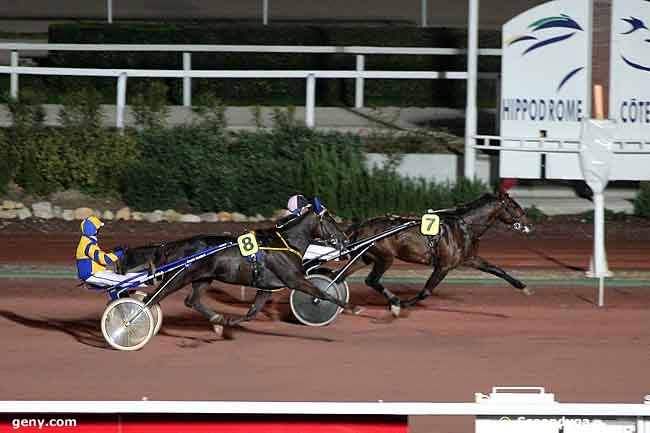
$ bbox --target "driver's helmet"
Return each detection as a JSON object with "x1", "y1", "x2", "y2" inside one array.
[
  {"x1": 81, "y1": 216, "x2": 104, "y2": 237},
  {"x1": 287, "y1": 194, "x2": 309, "y2": 216}
]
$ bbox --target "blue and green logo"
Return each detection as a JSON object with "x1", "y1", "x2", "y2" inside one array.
[{"x1": 506, "y1": 14, "x2": 584, "y2": 92}]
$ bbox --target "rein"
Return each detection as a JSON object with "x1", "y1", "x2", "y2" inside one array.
[{"x1": 259, "y1": 231, "x2": 303, "y2": 259}]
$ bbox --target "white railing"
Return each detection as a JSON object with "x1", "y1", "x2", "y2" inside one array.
[
  {"x1": 473, "y1": 135, "x2": 650, "y2": 153},
  {"x1": 0, "y1": 43, "x2": 500, "y2": 129},
  {"x1": 1, "y1": 387, "x2": 649, "y2": 432}
]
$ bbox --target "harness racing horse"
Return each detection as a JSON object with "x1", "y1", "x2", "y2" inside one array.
[
  {"x1": 340, "y1": 187, "x2": 533, "y2": 317},
  {"x1": 121, "y1": 199, "x2": 359, "y2": 335}
]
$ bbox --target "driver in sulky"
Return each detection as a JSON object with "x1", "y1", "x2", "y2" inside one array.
[{"x1": 75, "y1": 216, "x2": 142, "y2": 287}]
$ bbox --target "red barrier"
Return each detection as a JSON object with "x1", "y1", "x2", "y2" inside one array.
[{"x1": 0, "y1": 414, "x2": 408, "y2": 433}]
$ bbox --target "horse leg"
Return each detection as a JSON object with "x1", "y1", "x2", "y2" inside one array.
[
  {"x1": 225, "y1": 291, "x2": 273, "y2": 326},
  {"x1": 184, "y1": 281, "x2": 225, "y2": 330},
  {"x1": 464, "y1": 256, "x2": 532, "y2": 295},
  {"x1": 363, "y1": 252, "x2": 402, "y2": 317},
  {"x1": 400, "y1": 269, "x2": 448, "y2": 308}
]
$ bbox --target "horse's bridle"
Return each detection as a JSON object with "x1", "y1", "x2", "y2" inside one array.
[
  {"x1": 498, "y1": 199, "x2": 527, "y2": 231},
  {"x1": 316, "y1": 210, "x2": 347, "y2": 249}
]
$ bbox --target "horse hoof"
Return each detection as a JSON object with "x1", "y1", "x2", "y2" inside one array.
[
  {"x1": 212, "y1": 324, "x2": 224, "y2": 337},
  {"x1": 521, "y1": 287, "x2": 534, "y2": 296},
  {"x1": 390, "y1": 304, "x2": 401, "y2": 317}
]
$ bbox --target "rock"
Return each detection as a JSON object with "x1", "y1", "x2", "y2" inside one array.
[
  {"x1": 254, "y1": 213, "x2": 266, "y2": 222},
  {"x1": 14, "y1": 202, "x2": 24, "y2": 209},
  {"x1": 102, "y1": 210, "x2": 115, "y2": 221},
  {"x1": 162, "y1": 209, "x2": 182, "y2": 222},
  {"x1": 131, "y1": 212, "x2": 143, "y2": 221},
  {"x1": 231, "y1": 212, "x2": 248, "y2": 222},
  {"x1": 115, "y1": 207, "x2": 131, "y2": 221},
  {"x1": 216, "y1": 211, "x2": 233, "y2": 222},
  {"x1": 143, "y1": 211, "x2": 164, "y2": 223},
  {"x1": 199, "y1": 212, "x2": 219, "y2": 222},
  {"x1": 74, "y1": 207, "x2": 94, "y2": 220},
  {"x1": 62, "y1": 209, "x2": 75, "y2": 221},
  {"x1": 52, "y1": 206, "x2": 63, "y2": 219},
  {"x1": 0, "y1": 210, "x2": 17, "y2": 219},
  {"x1": 2, "y1": 200, "x2": 15, "y2": 210},
  {"x1": 16, "y1": 208, "x2": 32, "y2": 220},
  {"x1": 32, "y1": 201, "x2": 53, "y2": 219},
  {"x1": 272, "y1": 209, "x2": 287, "y2": 219},
  {"x1": 180, "y1": 214, "x2": 201, "y2": 223}
]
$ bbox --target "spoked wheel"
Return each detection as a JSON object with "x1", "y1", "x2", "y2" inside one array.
[
  {"x1": 101, "y1": 298, "x2": 154, "y2": 351},
  {"x1": 131, "y1": 291, "x2": 163, "y2": 336},
  {"x1": 290, "y1": 274, "x2": 348, "y2": 327},
  {"x1": 307, "y1": 268, "x2": 350, "y2": 306}
]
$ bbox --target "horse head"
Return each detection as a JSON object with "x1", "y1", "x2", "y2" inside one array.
[
  {"x1": 495, "y1": 186, "x2": 533, "y2": 234},
  {"x1": 278, "y1": 197, "x2": 347, "y2": 251},
  {"x1": 309, "y1": 196, "x2": 347, "y2": 247}
]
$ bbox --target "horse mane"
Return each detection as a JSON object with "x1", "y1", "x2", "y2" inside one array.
[{"x1": 442, "y1": 193, "x2": 496, "y2": 216}]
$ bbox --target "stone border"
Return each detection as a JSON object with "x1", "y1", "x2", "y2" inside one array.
[{"x1": 0, "y1": 200, "x2": 271, "y2": 223}]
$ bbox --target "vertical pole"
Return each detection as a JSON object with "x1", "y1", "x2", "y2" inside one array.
[
  {"x1": 585, "y1": 0, "x2": 593, "y2": 119},
  {"x1": 594, "y1": 192, "x2": 605, "y2": 307},
  {"x1": 263, "y1": 0, "x2": 269, "y2": 25},
  {"x1": 355, "y1": 55, "x2": 365, "y2": 109},
  {"x1": 464, "y1": 0, "x2": 479, "y2": 179},
  {"x1": 116, "y1": 72, "x2": 127, "y2": 130},
  {"x1": 107, "y1": 0, "x2": 113, "y2": 23},
  {"x1": 10, "y1": 51, "x2": 19, "y2": 100},
  {"x1": 183, "y1": 52, "x2": 192, "y2": 107},
  {"x1": 420, "y1": 0, "x2": 427, "y2": 27},
  {"x1": 305, "y1": 74, "x2": 316, "y2": 128}
]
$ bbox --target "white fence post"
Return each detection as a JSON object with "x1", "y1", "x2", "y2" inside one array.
[
  {"x1": 183, "y1": 52, "x2": 192, "y2": 107},
  {"x1": 305, "y1": 73, "x2": 316, "y2": 128},
  {"x1": 263, "y1": 0, "x2": 269, "y2": 25},
  {"x1": 107, "y1": 0, "x2": 113, "y2": 23},
  {"x1": 355, "y1": 55, "x2": 365, "y2": 109},
  {"x1": 464, "y1": 0, "x2": 479, "y2": 180},
  {"x1": 116, "y1": 72, "x2": 127, "y2": 130},
  {"x1": 421, "y1": 0, "x2": 428, "y2": 27},
  {"x1": 9, "y1": 51, "x2": 19, "y2": 100}
]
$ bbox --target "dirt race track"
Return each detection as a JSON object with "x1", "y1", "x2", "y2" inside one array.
[{"x1": 0, "y1": 217, "x2": 649, "y2": 433}]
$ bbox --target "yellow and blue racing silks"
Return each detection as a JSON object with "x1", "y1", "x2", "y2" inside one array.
[{"x1": 75, "y1": 216, "x2": 123, "y2": 280}]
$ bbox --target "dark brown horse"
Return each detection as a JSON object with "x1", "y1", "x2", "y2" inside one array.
[
  {"x1": 339, "y1": 187, "x2": 533, "y2": 317},
  {"x1": 123, "y1": 199, "x2": 358, "y2": 336}
]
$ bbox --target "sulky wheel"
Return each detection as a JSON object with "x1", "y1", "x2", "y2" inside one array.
[
  {"x1": 290, "y1": 274, "x2": 347, "y2": 327},
  {"x1": 131, "y1": 291, "x2": 163, "y2": 336},
  {"x1": 305, "y1": 267, "x2": 350, "y2": 304},
  {"x1": 101, "y1": 298, "x2": 155, "y2": 351}
]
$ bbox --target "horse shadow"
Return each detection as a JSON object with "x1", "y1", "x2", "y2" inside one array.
[
  {"x1": 0, "y1": 310, "x2": 335, "y2": 350},
  {"x1": 0, "y1": 310, "x2": 108, "y2": 349}
]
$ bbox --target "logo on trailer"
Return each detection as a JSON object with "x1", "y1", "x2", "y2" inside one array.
[
  {"x1": 505, "y1": 13, "x2": 585, "y2": 92},
  {"x1": 614, "y1": 1, "x2": 650, "y2": 124}
]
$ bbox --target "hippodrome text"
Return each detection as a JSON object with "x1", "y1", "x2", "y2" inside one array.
[{"x1": 501, "y1": 98, "x2": 584, "y2": 122}]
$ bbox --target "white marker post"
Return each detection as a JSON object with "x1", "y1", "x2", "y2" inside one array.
[{"x1": 579, "y1": 86, "x2": 615, "y2": 307}]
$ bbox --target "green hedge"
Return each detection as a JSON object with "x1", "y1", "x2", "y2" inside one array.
[
  {"x1": 45, "y1": 23, "x2": 500, "y2": 107},
  {"x1": 635, "y1": 182, "x2": 650, "y2": 218},
  {"x1": 0, "y1": 95, "x2": 490, "y2": 217}
]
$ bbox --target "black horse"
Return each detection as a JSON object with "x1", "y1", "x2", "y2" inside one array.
[
  {"x1": 121, "y1": 199, "x2": 358, "y2": 335},
  {"x1": 339, "y1": 187, "x2": 533, "y2": 316}
]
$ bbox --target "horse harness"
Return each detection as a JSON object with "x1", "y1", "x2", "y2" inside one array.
[{"x1": 246, "y1": 231, "x2": 303, "y2": 286}]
